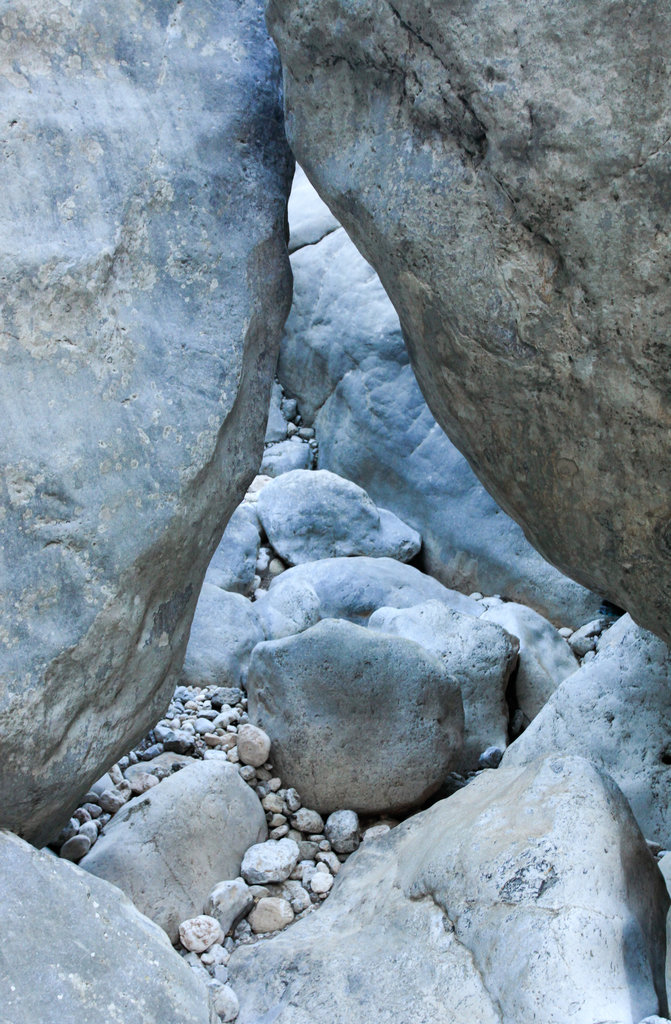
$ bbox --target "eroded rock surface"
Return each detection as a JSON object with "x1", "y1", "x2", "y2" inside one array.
[
  {"x1": 0, "y1": 0, "x2": 292, "y2": 843},
  {"x1": 268, "y1": 0, "x2": 671, "y2": 642}
]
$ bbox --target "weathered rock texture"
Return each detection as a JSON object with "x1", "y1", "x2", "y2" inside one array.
[
  {"x1": 0, "y1": 830, "x2": 217, "y2": 1024},
  {"x1": 80, "y1": 760, "x2": 267, "y2": 943},
  {"x1": 268, "y1": 0, "x2": 671, "y2": 642},
  {"x1": 0, "y1": 0, "x2": 292, "y2": 844},
  {"x1": 229, "y1": 755, "x2": 669, "y2": 1023},
  {"x1": 280, "y1": 218, "x2": 601, "y2": 627}
]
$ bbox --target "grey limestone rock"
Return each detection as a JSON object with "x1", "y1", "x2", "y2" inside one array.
[
  {"x1": 503, "y1": 615, "x2": 671, "y2": 848},
  {"x1": 288, "y1": 165, "x2": 340, "y2": 253},
  {"x1": 368, "y1": 600, "x2": 519, "y2": 769},
  {"x1": 260, "y1": 437, "x2": 313, "y2": 477},
  {"x1": 229, "y1": 755, "x2": 669, "y2": 1023},
  {"x1": 0, "y1": 0, "x2": 292, "y2": 844},
  {"x1": 205, "y1": 505, "x2": 261, "y2": 598},
  {"x1": 80, "y1": 760, "x2": 267, "y2": 943},
  {"x1": 256, "y1": 469, "x2": 421, "y2": 565},
  {"x1": 268, "y1": 0, "x2": 671, "y2": 643},
  {"x1": 280, "y1": 223, "x2": 601, "y2": 627},
  {"x1": 181, "y1": 583, "x2": 263, "y2": 691},
  {"x1": 247, "y1": 618, "x2": 464, "y2": 814},
  {"x1": 0, "y1": 830, "x2": 217, "y2": 1024}
]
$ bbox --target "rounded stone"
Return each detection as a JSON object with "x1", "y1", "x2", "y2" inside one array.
[
  {"x1": 325, "y1": 811, "x2": 360, "y2": 854},
  {"x1": 241, "y1": 838, "x2": 300, "y2": 885},
  {"x1": 248, "y1": 897, "x2": 295, "y2": 934},
  {"x1": 59, "y1": 834, "x2": 92, "y2": 862},
  {"x1": 237, "y1": 724, "x2": 272, "y2": 768},
  {"x1": 178, "y1": 915, "x2": 223, "y2": 953},
  {"x1": 212, "y1": 984, "x2": 240, "y2": 1022}
]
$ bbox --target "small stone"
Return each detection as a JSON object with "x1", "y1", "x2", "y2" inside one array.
[
  {"x1": 316, "y1": 850, "x2": 340, "y2": 874},
  {"x1": 81, "y1": 802, "x2": 102, "y2": 819},
  {"x1": 179, "y1": 915, "x2": 224, "y2": 953},
  {"x1": 129, "y1": 771, "x2": 160, "y2": 796},
  {"x1": 268, "y1": 813, "x2": 287, "y2": 828},
  {"x1": 325, "y1": 810, "x2": 360, "y2": 854},
  {"x1": 239, "y1": 765, "x2": 257, "y2": 783},
  {"x1": 108, "y1": 764, "x2": 124, "y2": 786},
  {"x1": 200, "y1": 943, "x2": 229, "y2": 967},
  {"x1": 285, "y1": 788, "x2": 301, "y2": 812},
  {"x1": 60, "y1": 834, "x2": 91, "y2": 861},
  {"x1": 205, "y1": 878, "x2": 253, "y2": 936},
  {"x1": 310, "y1": 871, "x2": 334, "y2": 895},
  {"x1": 478, "y1": 746, "x2": 503, "y2": 769},
  {"x1": 558, "y1": 627, "x2": 573, "y2": 638},
  {"x1": 241, "y1": 838, "x2": 300, "y2": 884},
  {"x1": 363, "y1": 824, "x2": 391, "y2": 842},
  {"x1": 262, "y1": 793, "x2": 284, "y2": 814},
  {"x1": 469, "y1": 592, "x2": 484, "y2": 601},
  {"x1": 78, "y1": 820, "x2": 99, "y2": 846},
  {"x1": 248, "y1": 885, "x2": 270, "y2": 900},
  {"x1": 73, "y1": 807, "x2": 92, "y2": 824},
  {"x1": 212, "y1": 964, "x2": 230, "y2": 985},
  {"x1": 268, "y1": 557, "x2": 286, "y2": 577},
  {"x1": 96, "y1": 788, "x2": 127, "y2": 814},
  {"x1": 297, "y1": 840, "x2": 319, "y2": 861},
  {"x1": 140, "y1": 743, "x2": 164, "y2": 761},
  {"x1": 291, "y1": 808, "x2": 324, "y2": 834},
  {"x1": 237, "y1": 724, "x2": 271, "y2": 768},
  {"x1": 267, "y1": 777, "x2": 282, "y2": 792},
  {"x1": 248, "y1": 896, "x2": 295, "y2": 933},
  {"x1": 211, "y1": 983, "x2": 240, "y2": 1022},
  {"x1": 270, "y1": 824, "x2": 290, "y2": 840},
  {"x1": 318, "y1": 839, "x2": 331, "y2": 852}
]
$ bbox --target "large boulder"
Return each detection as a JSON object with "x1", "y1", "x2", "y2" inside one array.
[
  {"x1": 256, "y1": 468, "x2": 421, "y2": 565},
  {"x1": 229, "y1": 755, "x2": 669, "y2": 1023},
  {"x1": 268, "y1": 0, "x2": 671, "y2": 643},
  {"x1": 80, "y1": 760, "x2": 267, "y2": 942},
  {"x1": 0, "y1": 0, "x2": 292, "y2": 845},
  {"x1": 254, "y1": 555, "x2": 481, "y2": 638},
  {"x1": 368, "y1": 601, "x2": 518, "y2": 769},
  {"x1": 503, "y1": 615, "x2": 671, "y2": 848},
  {"x1": 482, "y1": 601, "x2": 579, "y2": 723},
  {"x1": 280, "y1": 222, "x2": 601, "y2": 627},
  {"x1": 205, "y1": 505, "x2": 261, "y2": 598},
  {"x1": 247, "y1": 618, "x2": 464, "y2": 814},
  {"x1": 181, "y1": 584, "x2": 263, "y2": 690},
  {"x1": 0, "y1": 830, "x2": 216, "y2": 1024}
]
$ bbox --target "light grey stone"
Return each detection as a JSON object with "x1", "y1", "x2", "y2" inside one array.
[
  {"x1": 241, "y1": 838, "x2": 300, "y2": 885},
  {"x1": 80, "y1": 760, "x2": 266, "y2": 943},
  {"x1": 324, "y1": 811, "x2": 360, "y2": 855},
  {"x1": 291, "y1": 808, "x2": 324, "y2": 835},
  {"x1": 256, "y1": 469, "x2": 420, "y2": 565},
  {"x1": 229, "y1": 756, "x2": 668, "y2": 1023},
  {"x1": 181, "y1": 585, "x2": 263, "y2": 691},
  {"x1": 237, "y1": 723, "x2": 271, "y2": 768},
  {"x1": 482, "y1": 602, "x2": 578, "y2": 723},
  {"x1": 279, "y1": 225, "x2": 602, "y2": 628},
  {"x1": 368, "y1": 601, "x2": 518, "y2": 769},
  {"x1": 205, "y1": 506, "x2": 261, "y2": 598},
  {"x1": 503, "y1": 615, "x2": 671, "y2": 848},
  {"x1": 248, "y1": 896, "x2": 295, "y2": 933},
  {"x1": 288, "y1": 165, "x2": 340, "y2": 253},
  {"x1": 179, "y1": 916, "x2": 224, "y2": 954},
  {"x1": 254, "y1": 556, "x2": 481, "y2": 641},
  {"x1": 0, "y1": 830, "x2": 216, "y2": 1024},
  {"x1": 247, "y1": 618, "x2": 464, "y2": 815},
  {"x1": 212, "y1": 984, "x2": 240, "y2": 1023},
  {"x1": 261, "y1": 438, "x2": 314, "y2": 477},
  {"x1": 264, "y1": 382, "x2": 289, "y2": 444},
  {"x1": 268, "y1": 0, "x2": 671, "y2": 644},
  {"x1": 0, "y1": 0, "x2": 292, "y2": 845},
  {"x1": 205, "y1": 878, "x2": 253, "y2": 937}
]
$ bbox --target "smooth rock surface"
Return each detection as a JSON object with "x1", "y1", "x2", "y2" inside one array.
[
  {"x1": 280, "y1": 222, "x2": 601, "y2": 626},
  {"x1": 261, "y1": 437, "x2": 313, "y2": 477},
  {"x1": 229, "y1": 756, "x2": 669, "y2": 1023},
  {"x1": 0, "y1": 830, "x2": 216, "y2": 1024},
  {"x1": 181, "y1": 584, "x2": 263, "y2": 691},
  {"x1": 205, "y1": 878, "x2": 254, "y2": 937},
  {"x1": 247, "y1": 618, "x2": 464, "y2": 814},
  {"x1": 503, "y1": 615, "x2": 671, "y2": 848},
  {"x1": 256, "y1": 469, "x2": 420, "y2": 565},
  {"x1": 254, "y1": 556, "x2": 481, "y2": 639},
  {"x1": 80, "y1": 760, "x2": 267, "y2": 942},
  {"x1": 482, "y1": 602, "x2": 578, "y2": 722},
  {"x1": 268, "y1": 0, "x2": 671, "y2": 643},
  {"x1": 368, "y1": 600, "x2": 519, "y2": 768},
  {"x1": 241, "y1": 838, "x2": 300, "y2": 885},
  {"x1": 205, "y1": 505, "x2": 261, "y2": 598},
  {"x1": 0, "y1": 0, "x2": 292, "y2": 844}
]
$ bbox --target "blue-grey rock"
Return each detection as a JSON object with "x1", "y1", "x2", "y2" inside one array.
[
  {"x1": 261, "y1": 437, "x2": 314, "y2": 477},
  {"x1": 205, "y1": 505, "x2": 261, "y2": 598},
  {"x1": 0, "y1": 0, "x2": 292, "y2": 845},
  {"x1": 182, "y1": 584, "x2": 263, "y2": 691}
]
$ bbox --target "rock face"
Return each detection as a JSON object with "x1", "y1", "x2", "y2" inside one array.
[
  {"x1": 247, "y1": 618, "x2": 464, "y2": 814},
  {"x1": 481, "y1": 602, "x2": 578, "y2": 723},
  {"x1": 80, "y1": 760, "x2": 267, "y2": 942},
  {"x1": 503, "y1": 615, "x2": 671, "y2": 848},
  {"x1": 181, "y1": 584, "x2": 264, "y2": 690},
  {"x1": 205, "y1": 505, "x2": 261, "y2": 598},
  {"x1": 280, "y1": 218, "x2": 601, "y2": 627},
  {"x1": 256, "y1": 469, "x2": 421, "y2": 565},
  {"x1": 254, "y1": 555, "x2": 481, "y2": 639},
  {"x1": 268, "y1": 0, "x2": 671, "y2": 643},
  {"x1": 0, "y1": 0, "x2": 292, "y2": 845},
  {"x1": 368, "y1": 601, "x2": 518, "y2": 768},
  {"x1": 0, "y1": 830, "x2": 216, "y2": 1024},
  {"x1": 229, "y1": 756, "x2": 669, "y2": 1023}
]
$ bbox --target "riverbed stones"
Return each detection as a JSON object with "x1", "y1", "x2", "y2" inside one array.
[
  {"x1": 247, "y1": 618, "x2": 464, "y2": 814},
  {"x1": 482, "y1": 602, "x2": 578, "y2": 723},
  {"x1": 241, "y1": 838, "x2": 300, "y2": 885},
  {"x1": 0, "y1": 0, "x2": 292, "y2": 845},
  {"x1": 179, "y1": 916, "x2": 224, "y2": 954},
  {"x1": 237, "y1": 724, "x2": 272, "y2": 768},
  {"x1": 256, "y1": 469, "x2": 421, "y2": 565},
  {"x1": 267, "y1": 0, "x2": 671, "y2": 645},
  {"x1": 503, "y1": 615, "x2": 671, "y2": 848},
  {"x1": 248, "y1": 896, "x2": 295, "y2": 933},
  {"x1": 229, "y1": 755, "x2": 669, "y2": 1023},
  {"x1": 80, "y1": 760, "x2": 267, "y2": 942},
  {"x1": 368, "y1": 600, "x2": 518, "y2": 768},
  {"x1": 1, "y1": 830, "x2": 217, "y2": 1024},
  {"x1": 325, "y1": 811, "x2": 360, "y2": 854},
  {"x1": 205, "y1": 878, "x2": 254, "y2": 937}
]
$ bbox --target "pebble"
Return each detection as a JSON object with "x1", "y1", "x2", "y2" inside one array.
[
  {"x1": 97, "y1": 788, "x2": 129, "y2": 814},
  {"x1": 81, "y1": 802, "x2": 103, "y2": 819},
  {"x1": 285, "y1": 788, "x2": 301, "y2": 812},
  {"x1": 316, "y1": 850, "x2": 340, "y2": 874},
  {"x1": 268, "y1": 557, "x2": 285, "y2": 577},
  {"x1": 205, "y1": 878, "x2": 253, "y2": 937},
  {"x1": 129, "y1": 771, "x2": 160, "y2": 796},
  {"x1": 78, "y1": 820, "x2": 99, "y2": 846},
  {"x1": 237, "y1": 724, "x2": 271, "y2": 768},
  {"x1": 363, "y1": 824, "x2": 391, "y2": 842},
  {"x1": 262, "y1": 793, "x2": 284, "y2": 814},
  {"x1": 54, "y1": 819, "x2": 79, "y2": 848},
  {"x1": 248, "y1": 897, "x2": 295, "y2": 933},
  {"x1": 270, "y1": 824, "x2": 290, "y2": 839},
  {"x1": 239, "y1": 765, "x2": 257, "y2": 783},
  {"x1": 310, "y1": 871, "x2": 334, "y2": 895},
  {"x1": 60, "y1": 834, "x2": 91, "y2": 861},
  {"x1": 179, "y1": 915, "x2": 224, "y2": 953},
  {"x1": 325, "y1": 810, "x2": 360, "y2": 853},
  {"x1": 200, "y1": 943, "x2": 229, "y2": 967},
  {"x1": 291, "y1": 807, "x2": 324, "y2": 834},
  {"x1": 211, "y1": 983, "x2": 240, "y2": 1022},
  {"x1": 241, "y1": 838, "x2": 300, "y2": 884},
  {"x1": 478, "y1": 746, "x2": 503, "y2": 769}
]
